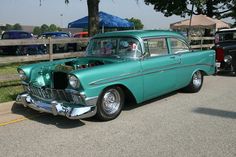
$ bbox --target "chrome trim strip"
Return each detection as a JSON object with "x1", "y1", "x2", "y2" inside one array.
[
  {"x1": 142, "y1": 62, "x2": 181, "y2": 74},
  {"x1": 89, "y1": 71, "x2": 141, "y2": 86},
  {"x1": 142, "y1": 63, "x2": 214, "y2": 76},
  {"x1": 89, "y1": 63, "x2": 214, "y2": 86}
]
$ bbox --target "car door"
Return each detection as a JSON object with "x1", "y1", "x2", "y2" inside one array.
[
  {"x1": 141, "y1": 37, "x2": 181, "y2": 101},
  {"x1": 168, "y1": 37, "x2": 193, "y2": 89}
]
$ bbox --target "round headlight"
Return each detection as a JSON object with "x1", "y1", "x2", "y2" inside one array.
[
  {"x1": 69, "y1": 75, "x2": 80, "y2": 88},
  {"x1": 18, "y1": 69, "x2": 27, "y2": 80},
  {"x1": 224, "y1": 55, "x2": 232, "y2": 63}
]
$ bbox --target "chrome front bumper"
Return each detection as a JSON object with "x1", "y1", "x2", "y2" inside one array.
[{"x1": 16, "y1": 93, "x2": 97, "y2": 119}]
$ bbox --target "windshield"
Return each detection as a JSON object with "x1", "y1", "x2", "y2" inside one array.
[{"x1": 86, "y1": 37, "x2": 142, "y2": 59}]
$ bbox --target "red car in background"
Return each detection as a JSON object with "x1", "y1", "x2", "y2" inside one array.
[
  {"x1": 73, "y1": 32, "x2": 89, "y2": 51},
  {"x1": 73, "y1": 32, "x2": 88, "y2": 38}
]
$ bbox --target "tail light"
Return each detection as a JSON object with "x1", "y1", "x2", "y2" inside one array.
[{"x1": 216, "y1": 48, "x2": 224, "y2": 62}]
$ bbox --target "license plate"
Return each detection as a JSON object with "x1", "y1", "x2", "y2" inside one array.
[{"x1": 216, "y1": 62, "x2": 221, "y2": 68}]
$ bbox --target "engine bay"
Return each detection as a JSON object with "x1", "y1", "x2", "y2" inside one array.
[{"x1": 54, "y1": 59, "x2": 107, "y2": 72}]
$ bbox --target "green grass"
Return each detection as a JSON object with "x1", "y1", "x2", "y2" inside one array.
[
  {"x1": 0, "y1": 79, "x2": 23, "y2": 103},
  {"x1": 0, "y1": 63, "x2": 21, "y2": 103},
  {"x1": 0, "y1": 64, "x2": 22, "y2": 103},
  {"x1": 0, "y1": 63, "x2": 20, "y2": 75},
  {"x1": 0, "y1": 62, "x2": 32, "y2": 75},
  {"x1": 0, "y1": 62, "x2": 34, "y2": 103}
]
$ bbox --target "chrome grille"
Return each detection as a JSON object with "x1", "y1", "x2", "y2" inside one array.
[{"x1": 23, "y1": 85, "x2": 83, "y2": 104}]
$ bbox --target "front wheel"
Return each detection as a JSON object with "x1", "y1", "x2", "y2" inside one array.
[
  {"x1": 183, "y1": 71, "x2": 203, "y2": 93},
  {"x1": 96, "y1": 86, "x2": 124, "y2": 121}
]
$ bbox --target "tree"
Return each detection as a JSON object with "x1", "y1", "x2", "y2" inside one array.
[
  {"x1": 144, "y1": 0, "x2": 235, "y2": 18},
  {"x1": 223, "y1": 0, "x2": 236, "y2": 26},
  {"x1": 40, "y1": 0, "x2": 99, "y2": 36},
  {"x1": 40, "y1": 24, "x2": 50, "y2": 33},
  {"x1": 13, "y1": 23, "x2": 22, "y2": 30},
  {"x1": 33, "y1": 24, "x2": 62, "y2": 35},
  {"x1": 5, "y1": 24, "x2": 13, "y2": 31},
  {"x1": 49, "y1": 24, "x2": 59, "y2": 32},
  {"x1": 4, "y1": 23, "x2": 22, "y2": 31},
  {"x1": 126, "y1": 17, "x2": 144, "y2": 30},
  {"x1": 33, "y1": 26, "x2": 41, "y2": 35},
  {"x1": 65, "y1": 0, "x2": 100, "y2": 36}
]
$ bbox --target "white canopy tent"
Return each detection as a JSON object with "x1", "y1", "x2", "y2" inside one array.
[{"x1": 170, "y1": 14, "x2": 230, "y2": 30}]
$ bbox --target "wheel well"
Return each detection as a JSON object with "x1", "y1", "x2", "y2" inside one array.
[
  {"x1": 105, "y1": 84, "x2": 137, "y2": 105},
  {"x1": 192, "y1": 69, "x2": 207, "y2": 76},
  {"x1": 200, "y1": 70, "x2": 207, "y2": 76}
]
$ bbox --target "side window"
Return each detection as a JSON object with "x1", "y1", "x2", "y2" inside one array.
[
  {"x1": 144, "y1": 38, "x2": 168, "y2": 57},
  {"x1": 118, "y1": 38, "x2": 142, "y2": 57},
  {"x1": 19, "y1": 33, "x2": 29, "y2": 39},
  {"x1": 170, "y1": 38, "x2": 189, "y2": 54}
]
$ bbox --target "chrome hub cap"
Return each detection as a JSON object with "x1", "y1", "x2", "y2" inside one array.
[
  {"x1": 102, "y1": 89, "x2": 121, "y2": 114},
  {"x1": 193, "y1": 71, "x2": 202, "y2": 88}
]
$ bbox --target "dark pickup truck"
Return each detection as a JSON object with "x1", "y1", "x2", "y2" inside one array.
[{"x1": 214, "y1": 28, "x2": 236, "y2": 74}]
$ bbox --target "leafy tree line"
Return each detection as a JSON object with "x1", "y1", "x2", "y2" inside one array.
[
  {"x1": 3, "y1": 23, "x2": 22, "y2": 31},
  {"x1": 33, "y1": 24, "x2": 61, "y2": 35},
  {"x1": 0, "y1": 23, "x2": 61, "y2": 35},
  {"x1": 0, "y1": 23, "x2": 22, "y2": 35}
]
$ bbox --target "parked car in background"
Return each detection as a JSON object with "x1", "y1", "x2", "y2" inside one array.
[
  {"x1": 0, "y1": 30, "x2": 45, "y2": 55},
  {"x1": 214, "y1": 28, "x2": 236, "y2": 74},
  {"x1": 38, "y1": 32, "x2": 76, "y2": 53},
  {"x1": 16, "y1": 30, "x2": 215, "y2": 121},
  {"x1": 73, "y1": 32, "x2": 89, "y2": 51},
  {"x1": 73, "y1": 31, "x2": 88, "y2": 38}
]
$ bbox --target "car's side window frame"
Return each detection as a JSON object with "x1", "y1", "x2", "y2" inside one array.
[
  {"x1": 167, "y1": 37, "x2": 190, "y2": 55},
  {"x1": 142, "y1": 37, "x2": 170, "y2": 58}
]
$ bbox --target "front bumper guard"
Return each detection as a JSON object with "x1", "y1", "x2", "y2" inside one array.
[{"x1": 16, "y1": 93, "x2": 97, "y2": 119}]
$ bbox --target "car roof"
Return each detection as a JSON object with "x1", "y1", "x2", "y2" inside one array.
[
  {"x1": 93, "y1": 30, "x2": 186, "y2": 40},
  {"x1": 3, "y1": 30, "x2": 31, "y2": 34},
  {"x1": 41, "y1": 32, "x2": 69, "y2": 35},
  {"x1": 74, "y1": 32, "x2": 88, "y2": 35},
  {"x1": 216, "y1": 28, "x2": 236, "y2": 33}
]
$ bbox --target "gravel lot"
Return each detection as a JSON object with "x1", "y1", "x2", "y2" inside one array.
[{"x1": 0, "y1": 75, "x2": 235, "y2": 157}]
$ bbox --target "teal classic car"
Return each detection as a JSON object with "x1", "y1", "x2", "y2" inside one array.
[{"x1": 16, "y1": 30, "x2": 215, "y2": 121}]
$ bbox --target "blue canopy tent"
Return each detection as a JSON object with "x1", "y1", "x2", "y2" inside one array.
[{"x1": 68, "y1": 11, "x2": 134, "y2": 31}]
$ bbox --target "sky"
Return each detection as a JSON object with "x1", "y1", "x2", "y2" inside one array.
[{"x1": 0, "y1": 0, "x2": 233, "y2": 29}]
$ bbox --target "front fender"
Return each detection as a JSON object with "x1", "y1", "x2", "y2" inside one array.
[{"x1": 72, "y1": 60, "x2": 144, "y2": 103}]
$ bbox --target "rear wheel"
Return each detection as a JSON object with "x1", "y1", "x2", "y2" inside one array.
[
  {"x1": 96, "y1": 86, "x2": 124, "y2": 121},
  {"x1": 184, "y1": 71, "x2": 203, "y2": 93}
]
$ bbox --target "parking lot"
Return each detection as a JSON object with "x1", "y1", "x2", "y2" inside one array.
[{"x1": 0, "y1": 75, "x2": 235, "y2": 157}]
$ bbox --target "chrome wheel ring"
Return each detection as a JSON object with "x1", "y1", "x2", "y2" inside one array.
[
  {"x1": 102, "y1": 89, "x2": 121, "y2": 115},
  {"x1": 193, "y1": 71, "x2": 202, "y2": 88}
]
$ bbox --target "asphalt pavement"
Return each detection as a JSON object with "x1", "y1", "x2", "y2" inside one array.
[{"x1": 0, "y1": 75, "x2": 235, "y2": 157}]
